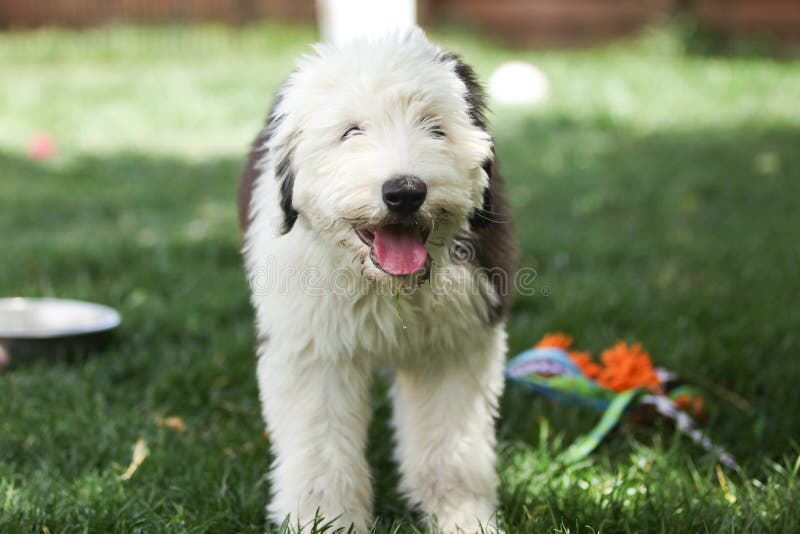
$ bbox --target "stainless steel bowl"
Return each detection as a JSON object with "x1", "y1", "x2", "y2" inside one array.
[{"x1": 0, "y1": 297, "x2": 121, "y2": 365}]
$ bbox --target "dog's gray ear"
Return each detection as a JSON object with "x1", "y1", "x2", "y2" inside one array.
[
  {"x1": 469, "y1": 156, "x2": 495, "y2": 231},
  {"x1": 274, "y1": 148, "x2": 298, "y2": 234},
  {"x1": 237, "y1": 87, "x2": 300, "y2": 235},
  {"x1": 267, "y1": 87, "x2": 301, "y2": 234},
  {"x1": 439, "y1": 52, "x2": 488, "y2": 132},
  {"x1": 440, "y1": 52, "x2": 495, "y2": 230}
]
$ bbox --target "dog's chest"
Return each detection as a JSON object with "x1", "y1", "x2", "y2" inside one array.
[{"x1": 335, "y1": 265, "x2": 496, "y2": 364}]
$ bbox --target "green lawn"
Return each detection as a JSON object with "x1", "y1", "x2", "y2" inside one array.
[{"x1": 1, "y1": 23, "x2": 799, "y2": 533}]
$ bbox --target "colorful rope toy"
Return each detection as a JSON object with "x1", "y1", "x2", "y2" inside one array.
[{"x1": 505, "y1": 333, "x2": 740, "y2": 469}]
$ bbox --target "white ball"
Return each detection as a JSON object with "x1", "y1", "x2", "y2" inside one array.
[{"x1": 489, "y1": 61, "x2": 549, "y2": 105}]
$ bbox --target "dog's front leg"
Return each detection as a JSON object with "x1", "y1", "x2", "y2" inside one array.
[
  {"x1": 257, "y1": 347, "x2": 374, "y2": 532},
  {"x1": 392, "y1": 327, "x2": 507, "y2": 533}
]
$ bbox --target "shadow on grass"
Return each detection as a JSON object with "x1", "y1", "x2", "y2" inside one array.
[{"x1": 1, "y1": 117, "x2": 799, "y2": 531}]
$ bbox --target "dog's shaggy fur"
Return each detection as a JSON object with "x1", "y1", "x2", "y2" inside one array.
[{"x1": 238, "y1": 29, "x2": 516, "y2": 532}]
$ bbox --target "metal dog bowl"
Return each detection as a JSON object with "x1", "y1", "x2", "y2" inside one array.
[{"x1": 0, "y1": 297, "x2": 121, "y2": 366}]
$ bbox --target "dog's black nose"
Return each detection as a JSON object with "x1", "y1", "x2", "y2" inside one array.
[{"x1": 382, "y1": 175, "x2": 427, "y2": 215}]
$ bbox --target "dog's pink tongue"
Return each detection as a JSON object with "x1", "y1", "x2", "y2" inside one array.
[{"x1": 373, "y1": 226, "x2": 427, "y2": 276}]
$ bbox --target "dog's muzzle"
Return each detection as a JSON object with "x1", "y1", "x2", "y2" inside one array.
[{"x1": 352, "y1": 176, "x2": 431, "y2": 277}]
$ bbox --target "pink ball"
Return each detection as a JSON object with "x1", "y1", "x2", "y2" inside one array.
[{"x1": 28, "y1": 133, "x2": 56, "y2": 161}]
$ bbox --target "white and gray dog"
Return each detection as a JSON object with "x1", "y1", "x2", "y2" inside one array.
[{"x1": 238, "y1": 28, "x2": 516, "y2": 533}]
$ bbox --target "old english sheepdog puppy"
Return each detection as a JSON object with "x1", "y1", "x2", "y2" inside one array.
[{"x1": 238, "y1": 28, "x2": 516, "y2": 532}]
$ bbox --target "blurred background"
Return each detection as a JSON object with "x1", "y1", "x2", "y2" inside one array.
[{"x1": 1, "y1": 1, "x2": 799, "y2": 532}]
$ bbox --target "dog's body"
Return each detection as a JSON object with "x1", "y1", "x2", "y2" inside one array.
[{"x1": 238, "y1": 29, "x2": 516, "y2": 532}]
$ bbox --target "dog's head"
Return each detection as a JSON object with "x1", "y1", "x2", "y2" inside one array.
[{"x1": 266, "y1": 29, "x2": 493, "y2": 282}]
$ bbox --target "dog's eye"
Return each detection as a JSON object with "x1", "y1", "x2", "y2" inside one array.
[
  {"x1": 421, "y1": 117, "x2": 445, "y2": 139},
  {"x1": 341, "y1": 125, "x2": 364, "y2": 141},
  {"x1": 429, "y1": 125, "x2": 446, "y2": 138}
]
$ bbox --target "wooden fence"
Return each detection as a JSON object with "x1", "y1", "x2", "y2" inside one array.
[
  {"x1": 0, "y1": 0, "x2": 315, "y2": 28},
  {"x1": 2, "y1": 1, "x2": 798, "y2": 48}
]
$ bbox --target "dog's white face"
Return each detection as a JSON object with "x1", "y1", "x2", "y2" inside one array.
[{"x1": 267, "y1": 29, "x2": 493, "y2": 282}]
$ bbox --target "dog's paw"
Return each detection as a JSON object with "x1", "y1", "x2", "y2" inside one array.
[
  {"x1": 269, "y1": 502, "x2": 372, "y2": 534},
  {"x1": 429, "y1": 505, "x2": 502, "y2": 534},
  {"x1": 271, "y1": 513, "x2": 371, "y2": 534}
]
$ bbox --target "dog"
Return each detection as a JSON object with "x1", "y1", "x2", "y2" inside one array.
[{"x1": 238, "y1": 28, "x2": 516, "y2": 533}]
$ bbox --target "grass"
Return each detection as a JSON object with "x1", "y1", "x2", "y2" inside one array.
[{"x1": 1, "y1": 22, "x2": 800, "y2": 532}]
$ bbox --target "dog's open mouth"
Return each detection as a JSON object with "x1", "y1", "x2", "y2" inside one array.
[{"x1": 355, "y1": 224, "x2": 430, "y2": 276}]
